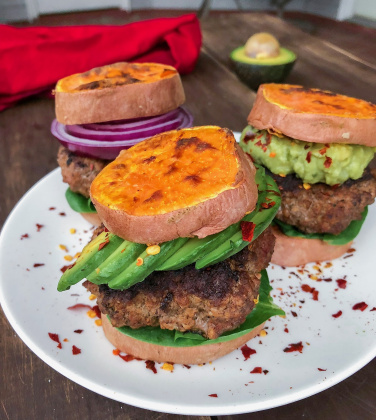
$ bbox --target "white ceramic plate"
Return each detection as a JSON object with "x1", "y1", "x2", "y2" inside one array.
[{"x1": 1, "y1": 168, "x2": 375, "y2": 416}]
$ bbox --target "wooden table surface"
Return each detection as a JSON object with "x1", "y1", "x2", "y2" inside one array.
[{"x1": 1, "y1": 11, "x2": 375, "y2": 420}]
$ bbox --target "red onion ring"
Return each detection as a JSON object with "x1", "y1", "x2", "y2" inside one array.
[{"x1": 51, "y1": 107, "x2": 193, "y2": 160}]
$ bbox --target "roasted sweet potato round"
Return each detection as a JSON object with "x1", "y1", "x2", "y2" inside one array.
[
  {"x1": 249, "y1": 84, "x2": 376, "y2": 146},
  {"x1": 271, "y1": 225, "x2": 352, "y2": 267},
  {"x1": 102, "y1": 314, "x2": 265, "y2": 364},
  {"x1": 55, "y1": 62, "x2": 185, "y2": 125},
  {"x1": 90, "y1": 126, "x2": 258, "y2": 244}
]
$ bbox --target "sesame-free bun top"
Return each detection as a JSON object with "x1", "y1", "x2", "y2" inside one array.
[
  {"x1": 248, "y1": 84, "x2": 376, "y2": 146},
  {"x1": 90, "y1": 126, "x2": 258, "y2": 244},
  {"x1": 55, "y1": 62, "x2": 185, "y2": 125}
]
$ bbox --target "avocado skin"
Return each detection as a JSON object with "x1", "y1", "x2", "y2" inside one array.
[
  {"x1": 231, "y1": 59, "x2": 295, "y2": 90},
  {"x1": 230, "y1": 46, "x2": 296, "y2": 90}
]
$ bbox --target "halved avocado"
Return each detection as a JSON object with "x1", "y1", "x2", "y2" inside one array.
[{"x1": 230, "y1": 46, "x2": 296, "y2": 90}]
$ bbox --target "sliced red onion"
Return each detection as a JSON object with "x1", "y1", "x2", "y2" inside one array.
[{"x1": 51, "y1": 107, "x2": 193, "y2": 160}]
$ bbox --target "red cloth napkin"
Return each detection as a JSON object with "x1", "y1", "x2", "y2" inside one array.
[{"x1": 0, "y1": 14, "x2": 202, "y2": 111}]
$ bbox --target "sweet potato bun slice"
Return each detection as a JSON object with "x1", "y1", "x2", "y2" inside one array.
[
  {"x1": 55, "y1": 62, "x2": 185, "y2": 125},
  {"x1": 102, "y1": 314, "x2": 265, "y2": 365},
  {"x1": 249, "y1": 84, "x2": 376, "y2": 146},
  {"x1": 91, "y1": 126, "x2": 258, "y2": 244},
  {"x1": 271, "y1": 226, "x2": 353, "y2": 267}
]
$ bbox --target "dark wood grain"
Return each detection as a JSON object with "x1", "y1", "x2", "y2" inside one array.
[
  {"x1": 201, "y1": 13, "x2": 376, "y2": 102},
  {"x1": 1, "y1": 10, "x2": 375, "y2": 420}
]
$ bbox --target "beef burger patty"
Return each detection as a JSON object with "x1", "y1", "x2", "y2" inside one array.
[
  {"x1": 84, "y1": 227, "x2": 275, "y2": 340},
  {"x1": 270, "y1": 167, "x2": 376, "y2": 235},
  {"x1": 57, "y1": 146, "x2": 110, "y2": 197}
]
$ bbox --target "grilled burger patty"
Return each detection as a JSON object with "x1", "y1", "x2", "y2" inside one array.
[
  {"x1": 270, "y1": 167, "x2": 376, "y2": 235},
  {"x1": 84, "y1": 227, "x2": 275, "y2": 340},
  {"x1": 57, "y1": 146, "x2": 110, "y2": 197}
]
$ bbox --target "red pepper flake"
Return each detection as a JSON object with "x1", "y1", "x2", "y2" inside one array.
[
  {"x1": 120, "y1": 354, "x2": 137, "y2": 362},
  {"x1": 284, "y1": 328, "x2": 289, "y2": 333},
  {"x1": 324, "y1": 156, "x2": 332, "y2": 168},
  {"x1": 33, "y1": 263, "x2": 45, "y2": 268},
  {"x1": 265, "y1": 132, "x2": 272, "y2": 146},
  {"x1": 250, "y1": 367, "x2": 263, "y2": 374},
  {"x1": 243, "y1": 132, "x2": 256, "y2": 143},
  {"x1": 319, "y1": 147, "x2": 327, "y2": 155},
  {"x1": 370, "y1": 307, "x2": 376, "y2": 312},
  {"x1": 304, "y1": 144, "x2": 310, "y2": 150},
  {"x1": 72, "y1": 345, "x2": 81, "y2": 355},
  {"x1": 49, "y1": 207, "x2": 56, "y2": 210},
  {"x1": 92, "y1": 305, "x2": 101, "y2": 319},
  {"x1": 283, "y1": 342, "x2": 304, "y2": 353},
  {"x1": 48, "y1": 333, "x2": 62, "y2": 349},
  {"x1": 263, "y1": 370, "x2": 269, "y2": 375},
  {"x1": 301, "y1": 284, "x2": 319, "y2": 301},
  {"x1": 208, "y1": 394, "x2": 218, "y2": 398},
  {"x1": 183, "y1": 364, "x2": 191, "y2": 369},
  {"x1": 291, "y1": 311, "x2": 298, "y2": 317},
  {"x1": 145, "y1": 360, "x2": 157, "y2": 374},
  {"x1": 261, "y1": 201, "x2": 276, "y2": 209},
  {"x1": 318, "y1": 368, "x2": 327, "y2": 372},
  {"x1": 306, "y1": 151, "x2": 312, "y2": 163},
  {"x1": 74, "y1": 329, "x2": 83, "y2": 334},
  {"x1": 67, "y1": 303, "x2": 92, "y2": 310},
  {"x1": 60, "y1": 263, "x2": 75, "y2": 273},
  {"x1": 353, "y1": 302, "x2": 368, "y2": 312},
  {"x1": 336, "y1": 279, "x2": 347, "y2": 289},
  {"x1": 241, "y1": 344, "x2": 256, "y2": 360},
  {"x1": 332, "y1": 310, "x2": 343, "y2": 318},
  {"x1": 20, "y1": 233, "x2": 29, "y2": 240},
  {"x1": 59, "y1": 212, "x2": 66, "y2": 216},
  {"x1": 240, "y1": 221, "x2": 256, "y2": 242},
  {"x1": 323, "y1": 278, "x2": 332, "y2": 282},
  {"x1": 36, "y1": 223, "x2": 44, "y2": 232},
  {"x1": 98, "y1": 238, "x2": 110, "y2": 251}
]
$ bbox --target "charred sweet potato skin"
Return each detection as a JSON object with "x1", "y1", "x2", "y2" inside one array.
[
  {"x1": 55, "y1": 62, "x2": 185, "y2": 124},
  {"x1": 92, "y1": 126, "x2": 240, "y2": 216},
  {"x1": 91, "y1": 126, "x2": 258, "y2": 243},
  {"x1": 263, "y1": 84, "x2": 376, "y2": 118},
  {"x1": 249, "y1": 84, "x2": 376, "y2": 146},
  {"x1": 56, "y1": 62, "x2": 179, "y2": 93}
]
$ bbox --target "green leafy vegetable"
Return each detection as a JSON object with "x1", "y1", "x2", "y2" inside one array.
[
  {"x1": 274, "y1": 207, "x2": 368, "y2": 245},
  {"x1": 111, "y1": 270, "x2": 284, "y2": 347},
  {"x1": 65, "y1": 188, "x2": 97, "y2": 213}
]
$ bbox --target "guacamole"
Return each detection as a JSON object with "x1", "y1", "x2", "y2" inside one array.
[{"x1": 240, "y1": 125, "x2": 375, "y2": 185}]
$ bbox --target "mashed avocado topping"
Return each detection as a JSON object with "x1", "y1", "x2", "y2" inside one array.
[{"x1": 240, "y1": 125, "x2": 375, "y2": 185}]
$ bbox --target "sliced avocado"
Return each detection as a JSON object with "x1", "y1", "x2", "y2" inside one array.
[
  {"x1": 230, "y1": 46, "x2": 296, "y2": 90},
  {"x1": 57, "y1": 232, "x2": 124, "y2": 291},
  {"x1": 86, "y1": 240, "x2": 146, "y2": 285},
  {"x1": 108, "y1": 237, "x2": 189, "y2": 290},
  {"x1": 159, "y1": 165, "x2": 267, "y2": 271},
  {"x1": 195, "y1": 175, "x2": 281, "y2": 269}
]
